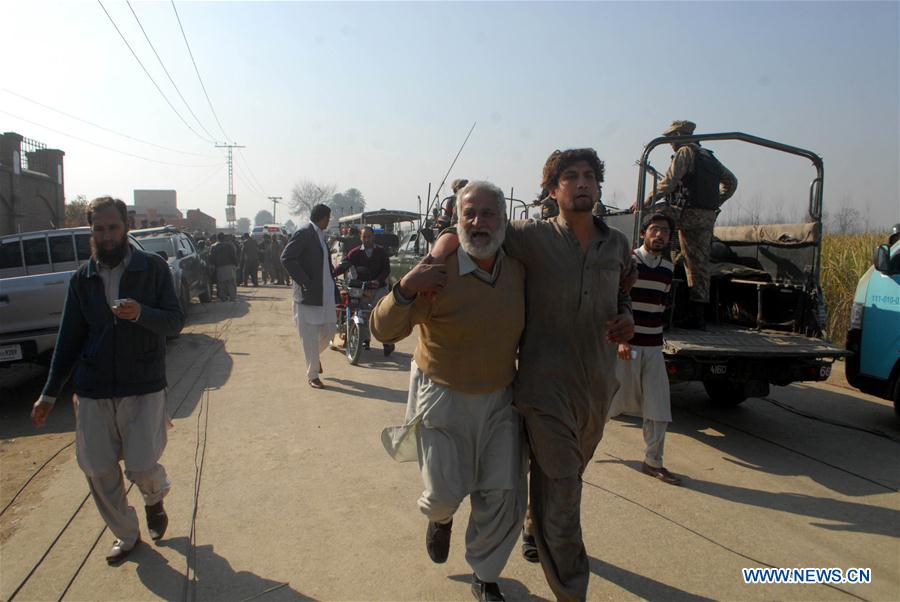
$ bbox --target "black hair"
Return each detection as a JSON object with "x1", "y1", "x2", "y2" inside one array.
[
  {"x1": 87, "y1": 196, "x2": 128, "y2": 228},
  {"x1": 310, "y1": 204, "x2": 331, "y2": 223},
  {"x1": 640, "y1": 212, "x2": 675, "y2": 233}
]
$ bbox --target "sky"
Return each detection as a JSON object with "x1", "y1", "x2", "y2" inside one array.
[{"x1": 3, "y1": 1, "x2": 899, "y2": 229}]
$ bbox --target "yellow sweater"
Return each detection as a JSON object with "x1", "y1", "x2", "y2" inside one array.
[{"x1": 370, "y1": 252, "x2": 525, "y2": 394}]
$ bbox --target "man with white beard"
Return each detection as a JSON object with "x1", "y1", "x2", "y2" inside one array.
[{"x1": 371, "y1": 181, "x2": 527, "y2": 602}]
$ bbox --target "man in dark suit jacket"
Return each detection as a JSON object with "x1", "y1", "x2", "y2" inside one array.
[{"x1": 280, "y1": 204, "x2": 339, "y2": 389}]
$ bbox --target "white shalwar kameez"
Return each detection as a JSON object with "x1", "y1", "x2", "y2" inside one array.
[{"x1": 293, "y1": 224, "x2": 337, "y2": 381}]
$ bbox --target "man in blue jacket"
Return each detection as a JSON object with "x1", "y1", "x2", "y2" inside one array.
[{"x1": 31, "y1": 197, "x2": 185, "y2": 565}]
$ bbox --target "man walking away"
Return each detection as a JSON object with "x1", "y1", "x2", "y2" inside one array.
[
  {"x1": 608, "y1": 212, "x2": 682, "y2": 485},
  {"x1": 372, "y1": 181, "x2": 527, "y2": 602},
  {"x1": 240, "y1": 233, "x2": 260, "y2": 287},
  {"x1": 639, "y1": 120, "x2": 738, "y2": 329},
  {"x1": 210, "y1": 232, "x2": 238, "y2": 301},
  {"x1": 31, "y1": 196, "x2": 185, "y2": 564},
  {"x1": 281, "y1": 204, "x2": 339, "y2": 389}
]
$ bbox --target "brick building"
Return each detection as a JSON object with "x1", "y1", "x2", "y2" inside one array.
[
  {"x1": 186, "y1": 209, "x2": 216, "y2": 233},
  {"x1": 0, "y1": 132, "x2": 66, "y2": 236}
]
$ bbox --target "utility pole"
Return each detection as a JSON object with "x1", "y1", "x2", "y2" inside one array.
[
  {"x1": 268, "y1": 196, "x2": 283, "y2": 222},
  {"x1": 215, "y1": 142, "x2": 245, "y2": 230}
]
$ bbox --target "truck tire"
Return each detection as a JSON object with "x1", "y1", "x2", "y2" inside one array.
[{"x1": 703, "y1": 380, "x2": 748, "y2": 406}]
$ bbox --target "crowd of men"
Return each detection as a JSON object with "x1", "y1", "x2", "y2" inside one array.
[{"x1": 31, "y1": 119, "x2": 738, "y2": 601}]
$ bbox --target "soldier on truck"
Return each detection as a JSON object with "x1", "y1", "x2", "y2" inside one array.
[{"x1": 635, "y1": 120, "x2": 738, "y2": 329}]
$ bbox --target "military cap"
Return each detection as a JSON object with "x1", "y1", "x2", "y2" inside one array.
[
  {"x1": 663, "y1": 120, "x2": 697, "y2": 136},
  {"x1": 451, "y1": 178, "x2": 469, "y2": 193}
]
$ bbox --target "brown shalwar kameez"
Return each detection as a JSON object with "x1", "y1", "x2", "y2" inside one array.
[{"x1": 503, "y1": 215, "x2": 633, "y2": 602}]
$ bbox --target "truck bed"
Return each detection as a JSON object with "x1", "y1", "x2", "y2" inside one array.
[{"x1": 664, "y1": 324, "x2": 850, "y2": 358}]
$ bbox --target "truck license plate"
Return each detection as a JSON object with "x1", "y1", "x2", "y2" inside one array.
[
  {"x1": 710, "y1": 364, "x2": 727, "y2": 375},
  {"x1": 819, "y1": 365, "x2": 831, "y2": 379},
  {"x1": 0, "y1": 344, "x2": 23, "y2": 362}
]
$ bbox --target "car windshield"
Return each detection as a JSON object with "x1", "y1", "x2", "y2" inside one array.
[{"x1": 136, "y1": 237, "x2": 176, "y2": 258}]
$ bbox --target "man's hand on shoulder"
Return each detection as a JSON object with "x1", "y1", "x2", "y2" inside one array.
[{"x1": 398, "y1": 255, "x2": 446, "y2": 299}]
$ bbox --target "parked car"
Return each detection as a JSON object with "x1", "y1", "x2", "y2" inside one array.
[
  {"x1": 845, "y1": 229, "x2": 900, "y2": 417},
  {"x1": 0, "y1": 227, "x2": 145, "y2": 365},
  {"x1": 251, "y1": 223, "x2": 288, "y2": 241},
  {"x1": 130, "y1": 226, "x2": 211, "y2": 312}
]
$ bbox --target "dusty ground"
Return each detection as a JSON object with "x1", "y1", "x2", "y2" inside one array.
[{"x1": 1, "y1": 284, "x2": 898, "y2": 601}]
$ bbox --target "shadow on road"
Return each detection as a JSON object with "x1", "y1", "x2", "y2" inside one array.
[
  {"x1": 0, "y1": 366, "x2": 75, "y2": 439},
  {"x1": 133, "y1": 536, "x2": 315, "y2": 601},
  {"x1": 186, "y1": 298, "x2": 250, "y2": 326},
  {"x1": 166, "y1": 333, "x2": 234, "y2": 420},
  {"x1": 588, "y1": 556, "x2": 714, "y2": 601},
  {"x1": 596, "y1": 455, "x2": 900, "y2": 538},
  {"x1": 325, "y1": 377, "x2": 407, "y2": 404},
  {"x1": 448, "y1": 573, "x2": 546, "y2": 601},
  {"x1": 662, "y1": 383, "x2": 900, "y2": 497}
]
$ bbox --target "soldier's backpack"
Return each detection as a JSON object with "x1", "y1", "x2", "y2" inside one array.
[{"x1": 681, "y1": 148, "x2": 727, "y2": 210}]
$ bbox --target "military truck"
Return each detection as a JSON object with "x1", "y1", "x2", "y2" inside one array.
[{"x1": 605, "y1": 131, "x2": 849, "y2": 405}]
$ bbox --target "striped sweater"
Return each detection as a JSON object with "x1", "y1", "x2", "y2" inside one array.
[{"x1": 630, "y1": 246, "x2": 672, "y2": 347}]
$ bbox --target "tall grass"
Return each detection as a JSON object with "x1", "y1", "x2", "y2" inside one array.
[{"x1": 820, "y1": 232, "x2": 886, "y2": 342}]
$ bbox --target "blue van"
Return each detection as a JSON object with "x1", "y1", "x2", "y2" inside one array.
[{"x1": 845, "y1": 226, "x2": 900, "y2": 417}]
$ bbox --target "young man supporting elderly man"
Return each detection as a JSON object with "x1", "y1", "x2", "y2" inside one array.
[{"x1": 377, "y1": 148, "x2": 637, "y2": 602}]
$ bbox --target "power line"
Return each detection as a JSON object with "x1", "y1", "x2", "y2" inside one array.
[
  {"x1": 0, "y1": 109, "x2": 221, "y2": 168},
  {"x1": 236, "y1": 148, "x2": 267, "y2": 195},
  {"x1": 0, "y1": 88, "x2": 213, "y2": 157},
  {"x1": 235, "y1": 166, "x2": 264, "y2": 199},
  {"x1": 235, "y1": 150, "x2": 267, "y2": 196},
  {"x1": 96, "y1": 0, "x2": 215, "y2": 144},
  {"x1": 125, "y1": 1, "x2": 218, "y2": 142},
  {"x1": 171, "y1": 0, "x2": 230, "y2": 142}
]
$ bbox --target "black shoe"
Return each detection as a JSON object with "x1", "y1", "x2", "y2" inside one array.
[
  {"x1": 383, "y1": 343, "x2": 395, "y2": 357},
  {"x1": 106, "y1": 536, "x2": 140, "y2": 565},
  {"x1": 145, "y1": 501, "x2": 168, "y2": 541},
  {"x1": 521, "y1": 532, "x2": 539, "y2": 563},
  {"x1": 425, "y1": 519, "x2": 452, "y2": 563},
  {"x1": 471, "y1": 573, "x2": 504, "y2": 602}
]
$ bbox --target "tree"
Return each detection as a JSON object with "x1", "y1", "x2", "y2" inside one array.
[
  {"x1": 290, "y1": 180, "x2": 336, "y2": 219},
  {"x1": 328, "y1": 188, "x2": 366, "y2": 218},
  {"x1": 831, "y1": 204, "x2": 861, "y2": 234},
  {"x1": 254, "y1": 210, "x2": 274, "y2": 226},
  {"x1": 65, "y1": 195, "x2": 89, "y2": 227},
  {"x1": 283, "y1": 219, "x2": 297, "y2": 233},
  {"x1": 236, "y1": 217, "x2": 251, "y2": 233}
]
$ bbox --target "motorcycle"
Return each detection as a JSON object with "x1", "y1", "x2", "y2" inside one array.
[{"x1": 338, "y1": 278, "x2": 373, "y2": 365}]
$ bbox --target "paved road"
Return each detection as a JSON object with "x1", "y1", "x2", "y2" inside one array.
[{"x1": 1, "y1": 285, "x2": 898, "y2": 601}]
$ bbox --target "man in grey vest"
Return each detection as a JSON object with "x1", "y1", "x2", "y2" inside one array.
[{"x1": 639, "y1": 120, "x2": 738, "y2": 328}]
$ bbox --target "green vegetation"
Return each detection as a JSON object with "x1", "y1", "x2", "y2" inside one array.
[{"x1": 820, "y1": 232, "x2": 886, "y2": 342}]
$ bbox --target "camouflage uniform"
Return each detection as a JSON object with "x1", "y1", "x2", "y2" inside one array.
[
  {"x1": 646, "y1": 122, "x2": 737, "y2": 304},
  {"x1": 653, "y1": 204, "x2": 717, "y2": 302}
]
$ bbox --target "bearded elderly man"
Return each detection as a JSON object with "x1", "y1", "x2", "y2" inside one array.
[
  {"x1": 371, "y1": 181, "x2": 527, "y2": 602},
  {"x1": 432, "y1": 149, "x2": 636, "y2": 602}
]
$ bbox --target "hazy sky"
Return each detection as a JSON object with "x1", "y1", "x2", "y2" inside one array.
[{"x1": 4, "y1": 1, "x2": 899, "y2": 228}]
